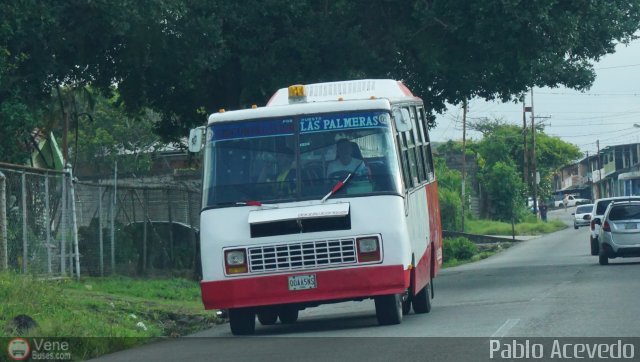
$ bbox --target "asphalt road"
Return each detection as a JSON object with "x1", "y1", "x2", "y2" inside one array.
[{"x1": 91, "y1": 207, "x2": 640, "y2": 361}]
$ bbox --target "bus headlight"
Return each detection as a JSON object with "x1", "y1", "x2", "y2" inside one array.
[
  {"x1": 224, "y1": 249, "x2": 248, "y2": 274},
  {"x1": 357, "y1": 237, "x2": 380, "y2": 262}
]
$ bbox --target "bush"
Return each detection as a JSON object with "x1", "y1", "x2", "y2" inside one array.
[
  {"x1": 439, "y1": 188, "x2": 462, "y2": 231},
  {"x1": 443, "y1": 237, "x2": 478, "y2": 262}
]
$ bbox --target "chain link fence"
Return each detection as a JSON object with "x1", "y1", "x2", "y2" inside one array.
[
  {"x1": 1, "y1": 162, "x2": 202, "y2": 279},
  {"x1": 0, "y1": 163, "x2": 78, "y2": 278},
  {"x1": 75, "y1": 180, "x2": 201, "y2": 278}
]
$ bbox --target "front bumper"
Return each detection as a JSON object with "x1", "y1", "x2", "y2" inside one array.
[{"x1": 200, "y1": 264, "x2": 409, "y2": 310}]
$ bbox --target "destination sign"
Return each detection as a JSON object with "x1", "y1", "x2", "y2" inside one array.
[{"x1": 300, "y1": 111, "x2": 390, "y2": 133}]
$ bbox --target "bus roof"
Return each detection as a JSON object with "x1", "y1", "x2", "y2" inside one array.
[
  {"x1": 207, "y1": 79, "x2": 422, "y2": 125},
  {"x1": 267, "y1": 79, "x2": 418, "y2": 106},
  {"x1": 208, "y1": 98, "x2": 393, "y2": 124}
]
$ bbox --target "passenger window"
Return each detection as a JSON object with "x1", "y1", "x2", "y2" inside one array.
[{"x1": 410, "y1": 106, "x2": 426, "y2": 182}]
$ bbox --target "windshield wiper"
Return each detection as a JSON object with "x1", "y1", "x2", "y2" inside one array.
[
  {"x1": 236, "y1": 201, "x2": 263, "y2": 206},
  {"x1": 235, "y1": 200, "x2": 280, "y2": 208},
  {"x1": 321, "y1": 160, "x2": 364, "y2": 203}
]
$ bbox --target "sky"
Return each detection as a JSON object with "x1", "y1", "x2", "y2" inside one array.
[{"x1": 429, "y1": 38, "x2": 640, "y2": 156}]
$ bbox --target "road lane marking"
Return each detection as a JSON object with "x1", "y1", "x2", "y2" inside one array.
[{"x1": 491, "y1": 318, "x2": 520, "y2": 337}]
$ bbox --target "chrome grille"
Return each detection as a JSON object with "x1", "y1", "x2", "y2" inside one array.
[{"x1": 248, "y1": 238, "x2": 357, "y2": 273}]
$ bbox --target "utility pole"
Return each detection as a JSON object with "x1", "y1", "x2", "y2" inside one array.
[
  {"x1": 461, "y1": 99, "x2": 467, "y2": 232},
  {"x1": 522, "y1": 96, "x2": 529, "y2": 185},
  {"x1": 530, "y1": 88, "x2": 538, "y2": 215},
  {"x1": 597, "y1": 140, "x2": 601, "y2": 199}
]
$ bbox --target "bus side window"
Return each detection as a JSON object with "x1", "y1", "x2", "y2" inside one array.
[
  {"x1": 396, "y1": 128, "x2": 411, "y2": 190},
  {"x1": 418, "y1": 107, "x2": 435, "y2": 181},
  {"x1": 405, "y1": 128, "x2": 419, "y2": 187},
  {"x1": 410, "y1": 106, "x2": 426, "y2": 182}
]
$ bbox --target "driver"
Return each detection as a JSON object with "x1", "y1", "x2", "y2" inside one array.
[
  {"x1": 326, "y1": 139, "x2": 367, "y2": 177},
  {"x1": 258, "y1": 146, "x2": 296, "y2": 195}
]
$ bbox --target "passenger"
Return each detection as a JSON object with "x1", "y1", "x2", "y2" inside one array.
[{"x1": 326, "y1": 139, "x2": 367, "y2": 177}]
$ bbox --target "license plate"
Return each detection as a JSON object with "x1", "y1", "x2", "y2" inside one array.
[
  {"x1": 288, "y1": 274, "x2": 317, "y2": 291},
  {"x1": 625, "y1": 223, "x2": 637, "y2": 230}
]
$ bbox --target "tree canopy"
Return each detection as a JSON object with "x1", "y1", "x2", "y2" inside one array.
[
  {"x1": 467, "y1": 120, "x2": 581, "y2": 219},
  {"x1": 2, "y1": 0, "x2": 640, "y2": 162}
]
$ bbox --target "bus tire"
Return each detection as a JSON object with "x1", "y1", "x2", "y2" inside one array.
[
  {"x1": 257, "y1": 310, "x2": 278, "y2": 325},
  {"x1": 402, "y1": 297, "x2": 412, "y2": 315},
  {"x1": 229, "y1": 308, "x2": 256, "y2": 335},
  {"x1": 412, "y1": 283, "x2": 432, "y2": 314},
  {"x1": 375, "y1": 294, "x2": 402, "y2": 325},
  {"x1": 278, "y1": 307, "x2": 299, "y2": 324}
]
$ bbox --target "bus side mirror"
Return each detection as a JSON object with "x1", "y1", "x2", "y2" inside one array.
[
  {"x1": 393, "y1": 108, "x2": 412, "y2": 132},
  {"x1": 188, "y1": 126, "x2": 206, "y2": 153}
]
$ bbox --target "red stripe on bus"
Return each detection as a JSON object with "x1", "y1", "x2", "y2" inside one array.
[
  {"x1": 397, "y1": 81, "x2": 415, "y2": 97},
  {"x1": 200, "y1": 265, "x2": 409, "y2": 310},
  {"x1": 412, "y1": 245, "x2": 431, "y2": 295},
  {"x1": 425, "y1": 181, "x2": 443, "y2": 276}
]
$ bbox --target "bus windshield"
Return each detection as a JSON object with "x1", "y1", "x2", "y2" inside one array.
[{"x1": 202, "y1": 110, "x2": 401, "y2": 207}]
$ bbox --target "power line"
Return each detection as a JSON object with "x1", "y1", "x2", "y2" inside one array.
[
  {"x1": 594, "y1": 63, "x2": 640, "y2": 70},
  {"x1": 536, "y1": 91, "x2": 640, "y2": 96},
  {"x1": 549, "y1": 127, "x2": 640, "y2": 139},
  {"x1": 545, "y1": 121, "x2": 640, "y2": 127}
]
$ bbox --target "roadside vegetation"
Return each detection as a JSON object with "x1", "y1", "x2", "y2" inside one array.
[
  {"x1": 0, "y1": 273, "x2": 217, "y2": 359},
  {"x1": 441, "y1": 215, "x2": 566, "y2": 268},
  {"x1": 442, "y1": 236, "x2": 502, "y2": 268},
  {"x1": 465, "y1": 216, "x2": 565, "y2": 236}
]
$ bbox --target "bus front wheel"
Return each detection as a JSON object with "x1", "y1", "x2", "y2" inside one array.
[
  {"x1": 229, "y1": 308, "x2": 256, "y2": 335},
  {"x1": 375, "y1": 294, "x2": 403, "y2": 325}
]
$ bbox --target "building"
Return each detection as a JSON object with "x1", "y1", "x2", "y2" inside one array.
[{"x1": 554, "y1": 142, "x2": 640, "y2": 201}]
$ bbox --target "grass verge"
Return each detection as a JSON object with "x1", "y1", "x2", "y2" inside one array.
[
  {"x1": 442, "y1": 239, "x2": 512, "y2": 268},
  {"x1": 0, "y1": 274, "x2": 218, "y2": 360},
  {"x1": 465, "y1": 218, "x2": 565, "y2": 236}
]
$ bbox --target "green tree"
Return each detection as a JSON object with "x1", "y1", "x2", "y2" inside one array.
[
  {"x1": 480, "y1": 161, "x2": 525, "y2": 222},
  {"x1": 469, "y1": 120, "x2": 581, "y2": 218},
  {"x1": 70, "y1": 92, "x2": 160, "y2": 177},
  {"x1": 0, "y1": 95, "x2": 41, "y2": 164},
  {"x1": 1, "y1": 0, "x2": 640, "y2": 162}
]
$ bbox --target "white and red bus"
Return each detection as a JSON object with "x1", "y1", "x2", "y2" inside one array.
[{"x1": 196, "y1": 79, "x2": 443, "y2": 335}]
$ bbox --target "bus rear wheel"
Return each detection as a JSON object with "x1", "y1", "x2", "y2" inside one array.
[
  {"x1": 257, "y1": 309, "x2": 278, "y2": 325},
  {"x1": 278, "y1": 307, "x2": 299, "y2": 324},
  {"x1": 229, "y1": 308, "x2": 256, "y2": 335},
  {"x1": 375, "y1": 294, "x2": 403, "y2": 325},
  {"x1": 412, "y1": 283, "x2": 432, "y2": 314},
  {"x1": 402, "y1": 296, "x2": 412, "y2": 315}
]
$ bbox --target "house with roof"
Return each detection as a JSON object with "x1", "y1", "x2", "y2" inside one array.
[{"x1": 554, "y1": 142, "x2": 640, "y2": 201}]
